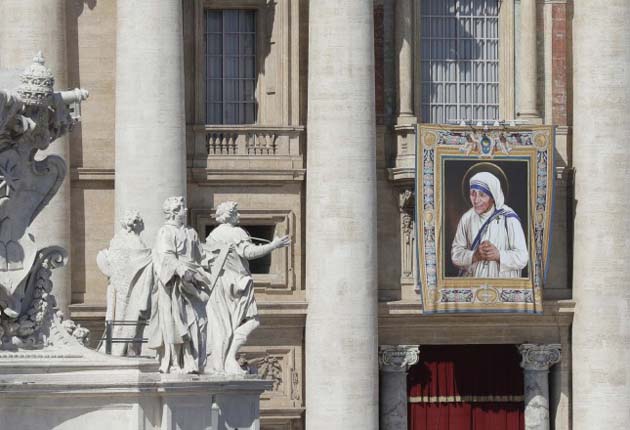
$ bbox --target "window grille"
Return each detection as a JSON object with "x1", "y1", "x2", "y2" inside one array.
[
  {"x1": 420, "y1": 0, "x2": 499, "y2": 123},
  {"x1": 205, "y1": 9, "x2": 257, "y2": 124}
]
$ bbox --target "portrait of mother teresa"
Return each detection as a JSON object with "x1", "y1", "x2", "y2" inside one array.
[{"x1": 451, "y1": 171, "x2": 528, "y2": 278}]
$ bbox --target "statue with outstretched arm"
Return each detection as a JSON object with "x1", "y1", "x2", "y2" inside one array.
[{"x1": 204, "y1": 201, "x2": 290, "y2": 375}]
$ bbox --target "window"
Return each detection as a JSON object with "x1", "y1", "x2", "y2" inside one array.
[
  {"x1": 420, "y1": 0, "x2": 499, "y2": 123},
  {"x1": 205, "y1": 9, "x2": 257, "y2": 124},
  {"x1": 204, "y1": 224, "x2": 274, "y2": 274}
]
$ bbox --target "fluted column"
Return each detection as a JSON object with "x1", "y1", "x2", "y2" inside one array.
[
  {"x1": 519, "y1": 344, "x2": 561, "y2": 430},
  {"x1": 572, "y1": 1, "x2": 630, "y2": 429},
  {"x1": 115, "y1": 0, "x2": 187, "y2": 245},
  {"x1": 518, "y1": 0, "x2": 540, "y2": 121},
  {"x1": 396, "y1": 0, "x2": 415, "y2": 124},
  {"x1": 379, "y1": 345, "x2": 419, "y2": 430},
  {"x1": 305, "y1": 1, "x2": 378, "y2": 429},
  {"x1": 0, "y1": 0, "x2": 71, "y2": 313}
]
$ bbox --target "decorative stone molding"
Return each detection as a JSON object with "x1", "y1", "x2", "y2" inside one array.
[
  {"x1": 519, "y1": 344, "x2": 561, "y2": 371},
  {"x1": 379, "y1": 345, "x2": 420, "y2": 373},
  {"x1": 196, "y1": 125, "x2": 303, "y2": 158},
  {"x1": 238, "y1": 346, "x2": 303, "y2": 409},
  {"x1": 189, "y1": 125, "x2": 305, "y2": 182},
  {"x1": 248, "y1": 353, "x2": 284, "y2": 392},
  {"x1": 399, "y1": 189, "x2": 416, "y2": 284},
  {"x1": 391, "y1": 124, "x2": 417, "y2": 181}
]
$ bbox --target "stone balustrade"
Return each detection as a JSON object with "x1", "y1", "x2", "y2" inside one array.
[
  {"x1": 189, "y1": 125, "x2": 305, "y2": 183},
  {"x1": 193, "y1": 125, "x2": 304, "y2": 157}
]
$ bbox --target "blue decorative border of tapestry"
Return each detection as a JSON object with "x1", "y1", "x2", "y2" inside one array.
[{"x1": 415, "y1": 125, "x2": 555, "y2": 314}]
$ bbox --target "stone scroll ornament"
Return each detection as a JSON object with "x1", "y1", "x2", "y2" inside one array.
[
  {"x1": 415, "y1": 124, "x2": 554, "y2": 314},
  {"x1": 0, "y1": 53, "x2": 89, "y2": 349}
]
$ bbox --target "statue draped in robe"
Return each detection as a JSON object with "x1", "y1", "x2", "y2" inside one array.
[
  {"x1": 145, "y1": 196, "x2": 212, "y2": 374},
  {"x1": 204, "y1": 201, "x2": 289, "y2": 374},
  {"x1": 96, "y1": 211, "x2": 152, "y2": 356}
]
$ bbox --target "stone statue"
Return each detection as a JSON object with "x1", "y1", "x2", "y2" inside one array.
[
  {"x1": 204, "y1": 201, "x2": 290, "y2": 374},
  {"x1": 96, "y1": 210, "x2": 153, "y2": 356},
  {"x1": 0, "y1": 53, "x2": 89, "y2": 349},
  {"x1": 145, "y1": 196, "x2": 212, "y2": 374}
]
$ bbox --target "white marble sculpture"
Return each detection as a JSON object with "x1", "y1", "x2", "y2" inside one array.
[
  {"x1": 0, "y1": 53, "x2": 89, "y2": 349},
  {"x1": 205, "y1": 201, "x2": 290, "y2": 374},
  {"x1": 145, "y1": 196, "x2": 212, "y2": 374},
  {"x1": 96, "y1": 210, "x2": 152, "y2": 356}
]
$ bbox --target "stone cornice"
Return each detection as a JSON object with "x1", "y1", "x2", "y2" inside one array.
[
  {"x1": 519, "y1": 343, "x2": 561, "y2": 371},
  {"x1": 379, "y1": 345, "x2": 420, "y2": 372},
  {"x1": 70, "y1": 167, "x2": 115, "y2": 182},
  {"x1": 191, "y1": 167, "x2": 305, "y2": 184}
]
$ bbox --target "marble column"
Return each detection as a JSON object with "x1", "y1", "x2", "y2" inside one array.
[
  {"x1": 572, "y1": 1, "x2": 630, "y2": 429},
  {"x1": 518, "y1": 0, "x2": 540, "y2": 121},
  {"x1": 396, "y1": 0, "x2": 415, "y2": 124},
  {"x1": 379, "y1": 345, "x2": 420, "y2": 430},
  {"x1": 115, "y1": 0, "x2": 187, "y2": 246},
  {"x1": 519, "y1": 344, "x2": 561, "y2": 430},
  {"x1": 305, "y1": 1, "x2": 378, "y2": 429},
  {"x1": 0, "y1": 0, "x2": 71, "y2": 313}
]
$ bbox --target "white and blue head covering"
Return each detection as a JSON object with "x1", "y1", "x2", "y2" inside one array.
[
  {"x1": 469, "y1": 171, "x2": 519, "y2": 250},
  {"x1": 469, "y1": 171, "x2": 505, "y2": 210}
]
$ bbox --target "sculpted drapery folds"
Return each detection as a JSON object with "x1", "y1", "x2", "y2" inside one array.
[
  {"x1": 204, "y1": 201, "x2": 290, "y2": 375},
  {"x1": 96, "y1": 211, "x2": 152, "y2": 356},
  {"x1": 98, "y1": 198, "x2": 290, "y2": 375},
  {"x1": 145, "y1": 196, "x2": 212, "y2": 374}
]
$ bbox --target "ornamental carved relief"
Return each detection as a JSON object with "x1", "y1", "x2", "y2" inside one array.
[
  {"x1": 399, "y1": 189, "x2": 415, "y2": 282},
  {"x1": 379, "y1": 345, "x2": 420, "y2": 372},
  {"x1": 238, "y1": 347, "x2": 303, "y2": 408},
  {"x1": 518, "y1": 344, "x2": 561, "y2": 371}
]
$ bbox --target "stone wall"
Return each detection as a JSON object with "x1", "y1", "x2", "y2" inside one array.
[{"x1": 63, "y1": 1, "x2": 576, "y2": 429}]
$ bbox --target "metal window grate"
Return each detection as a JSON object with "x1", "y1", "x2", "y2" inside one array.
[
  {"x1": 420, "y1": 0, "x2": 499, "y2": 123},
  {"x1": 205, "y1": 9, "x2": 257, "y2": 125}
]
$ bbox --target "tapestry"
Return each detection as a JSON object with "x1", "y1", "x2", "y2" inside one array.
[{"x1": 416, "y1": 124, "x2": 554, "y2": 314}]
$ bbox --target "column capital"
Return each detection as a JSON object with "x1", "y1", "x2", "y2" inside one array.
[
  {"x1": 519, "y1": 343, "x2": 561, "y2": 371},
  {"x1": 379, "y1": 345, "x2": 420, "y2": 372}
]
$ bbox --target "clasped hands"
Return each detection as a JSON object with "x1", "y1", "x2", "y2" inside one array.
[{"x1": 472, "y1": 240, "x2": 500, "y2": 263}]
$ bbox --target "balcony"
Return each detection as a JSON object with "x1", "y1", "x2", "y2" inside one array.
[{"x1": 189, "y1": 125, "x2": 305, "y2": 183}]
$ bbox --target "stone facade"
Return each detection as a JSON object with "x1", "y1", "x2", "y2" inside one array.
[{"x1": 2, "y1": 0, "x2": 627, "y2": 429}]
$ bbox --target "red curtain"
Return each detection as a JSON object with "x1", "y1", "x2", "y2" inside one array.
[{"x1": 408, "y1": 345, "x2": 524, "y2": 430}]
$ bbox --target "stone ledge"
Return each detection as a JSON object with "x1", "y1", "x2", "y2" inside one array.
[
  {"x1": 379, "y1": 298, "x2": 574, "y2": 318},
  {"x1": 190, "y1": 167, "x2": 306, "y2": 184},
  {"x1": 70, "y1": 167, "x2": 115, "y2": 182}
]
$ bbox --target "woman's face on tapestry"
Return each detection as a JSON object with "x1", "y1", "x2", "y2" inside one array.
[{"x1": 469, "y1": 189, "x2": 494, "y2": 214}]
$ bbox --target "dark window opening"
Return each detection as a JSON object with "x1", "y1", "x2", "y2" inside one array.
[{"x1": 204, "y1": 224, "x2": 274, "y2": 274}]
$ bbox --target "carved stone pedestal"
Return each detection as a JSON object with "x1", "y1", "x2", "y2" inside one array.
[
  {"x1": 378, "y1": 345, "x2": 420, "y2": 430},
  {"x1": 519, "y1": 344, "x2": 561, "y2": 430},
  {"x1": 0, "y1": 351, "x2": 271, "y2": 430}
]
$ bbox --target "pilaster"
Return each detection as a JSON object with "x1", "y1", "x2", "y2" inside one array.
[
  {"x1": 518, "y1": 0, "x2": 542, "y2": 123},
  {"x1": 395, "y1": 0, "x2": 416, "y2": 125}
]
